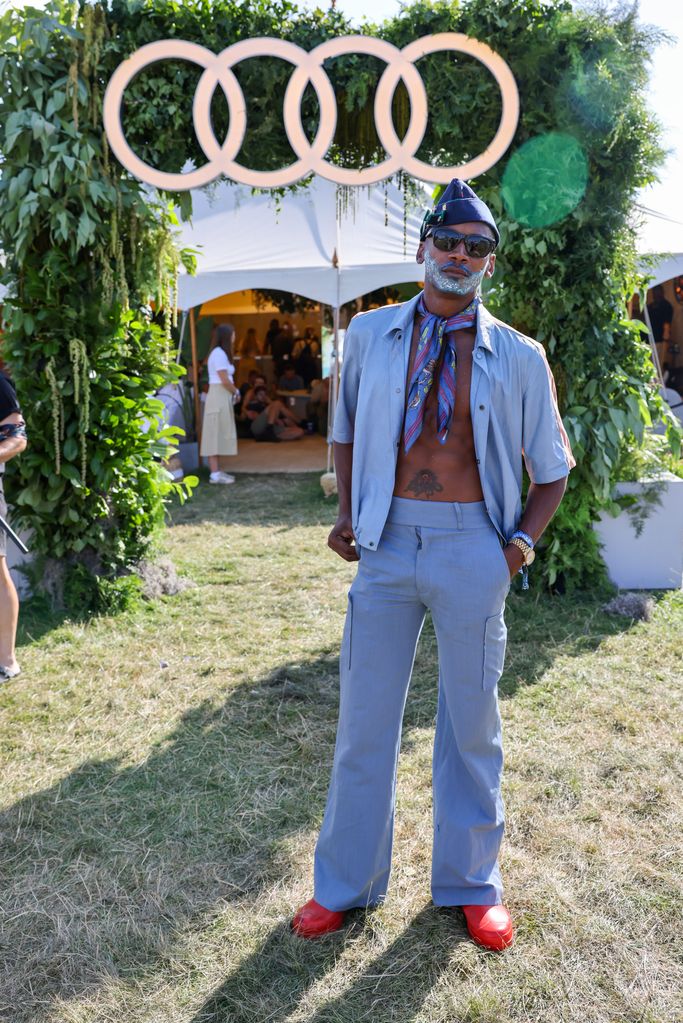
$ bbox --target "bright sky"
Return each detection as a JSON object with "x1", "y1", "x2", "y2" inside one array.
[{"x1": 3, "y1": 0, "x2": 682, "y2": 248}]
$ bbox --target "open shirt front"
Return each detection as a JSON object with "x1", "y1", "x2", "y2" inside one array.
[{"x1": 332, "y1": 292, "x2": 575, "y2": 551}]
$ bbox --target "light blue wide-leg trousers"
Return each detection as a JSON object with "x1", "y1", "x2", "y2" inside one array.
[{"x1": 314, "y1": 496, "x2": 510, "y2": 911}]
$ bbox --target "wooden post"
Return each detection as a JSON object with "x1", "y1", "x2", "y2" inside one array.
[{"x1": 189, "y1": 307, "x2": 202, "y2": 449}]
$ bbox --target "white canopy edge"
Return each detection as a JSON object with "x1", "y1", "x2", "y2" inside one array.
[
  {"x1": 176, "y1": 176, "x2": 426, "y2": 312},
  {"x1": 177, "y1": 262, "x2": 425, "y2": 311},
  {"x1": 640, "y1": 253, "x2": 683, "y2": 288}
]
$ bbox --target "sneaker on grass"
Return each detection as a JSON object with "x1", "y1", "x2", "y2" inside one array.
[{"x1": 209, "y1": 471, "x2": 235, "y2": 485}]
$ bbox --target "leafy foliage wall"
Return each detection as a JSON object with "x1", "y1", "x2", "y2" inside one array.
[
  {"x1": 0, "y1": 1, "x2": 195, "y2": 607},
  {"x1": 0, "y1": 0, "x2": 678, "y2": 599}
]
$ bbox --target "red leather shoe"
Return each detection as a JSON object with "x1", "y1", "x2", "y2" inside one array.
[
  {"x1": 291, "y1": 898, "x2": 346, "y2": 938},
  {"x1": 461, "y1": 904, "x2": 514, "y2": 951}
]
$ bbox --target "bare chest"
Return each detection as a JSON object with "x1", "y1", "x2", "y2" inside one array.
[
  {"x1": 393, "y1": 318, "x2": 483, "y2": 500},
  {"x1": 405, "y1": 319, "x2": 476, "y2": 428}
]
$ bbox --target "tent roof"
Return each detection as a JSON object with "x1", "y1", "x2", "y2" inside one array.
[
  {"x1": 176, "y1": 176, "x2": 425, "y2": 310},
  {"x1": 636, "y1": 206, "x2": 683, "y2": 285}
]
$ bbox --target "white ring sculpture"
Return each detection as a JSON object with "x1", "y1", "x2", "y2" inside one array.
[{"x1": 103, "y1": 33, "x2": 520, "y2": 189}]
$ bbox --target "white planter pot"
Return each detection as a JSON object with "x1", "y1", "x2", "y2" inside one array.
[{"x1": 593, "y1": 473, "x2": 683, "y2": 589}]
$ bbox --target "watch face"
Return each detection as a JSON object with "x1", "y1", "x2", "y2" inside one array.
[{"x1": 526, "y1": 548, "x2": 536, "y2": 565}]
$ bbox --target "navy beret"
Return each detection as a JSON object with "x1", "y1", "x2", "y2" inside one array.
[{"x1": 421, "y1": 178, "x2": 499, "y2": 246}]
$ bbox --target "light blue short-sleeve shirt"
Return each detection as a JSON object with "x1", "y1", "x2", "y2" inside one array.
[{"x1": 332, "y1": 293, "x2": 575, "y2": 551}]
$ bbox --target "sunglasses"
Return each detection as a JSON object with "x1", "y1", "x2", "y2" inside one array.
[{"x1": 429, "y1": 228, "x2": 496, "y2": 259}]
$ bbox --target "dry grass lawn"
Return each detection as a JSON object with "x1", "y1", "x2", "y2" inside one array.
[{"x1": 0, "y1": 473, "x2": 681, "y2": 1023}]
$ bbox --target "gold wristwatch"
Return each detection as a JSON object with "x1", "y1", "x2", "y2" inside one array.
[{"x1": 509, "y1": 536, "x2": 536, "y2": 565}]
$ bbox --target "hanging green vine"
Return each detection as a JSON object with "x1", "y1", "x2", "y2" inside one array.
[
  {"x1": 44, "y1": 358, "x2": 64, "y2": 475},
  {"x1": 68, "y1": 338, "x2": 90, "y2": 482}
]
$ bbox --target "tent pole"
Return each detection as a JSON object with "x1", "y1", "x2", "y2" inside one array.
[
  {"x1": 328, "y1": 303, "x2": 340, "y2": 474},
  {"x1": 189, "y1": 307, "x2": 202, "y2": 449},
  {"x1": 176, "y1": 310, "x2": 188, "y2": 364}
]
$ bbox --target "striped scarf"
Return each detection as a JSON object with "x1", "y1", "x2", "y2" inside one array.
[{"x1": 403, "y1": 293, "x2": 480, "y2": 452}]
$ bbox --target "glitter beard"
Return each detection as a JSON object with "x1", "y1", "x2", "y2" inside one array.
[{"x1": 423, "y1": 250, "x2": 488, "y2": 296}]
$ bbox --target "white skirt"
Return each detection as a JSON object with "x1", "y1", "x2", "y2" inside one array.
[{"x1": 200, "y1": 385, "x2": 238, "y2": 456}]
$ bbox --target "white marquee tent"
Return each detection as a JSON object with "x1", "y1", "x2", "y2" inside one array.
[
  {"x1": 176, "y1": 175, "x2": 426, "y2": 312},
  {"x1": 174, "y1": 175, "x2": 428, "y2": 464}
]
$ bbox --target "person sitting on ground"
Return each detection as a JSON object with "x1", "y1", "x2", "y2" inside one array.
[
  {"x1": 241, "y1": 373, "x2": 267, "y2": 410},
  {"x1": 246, "y1": 386, "x2": 304, "y2": 442},
  {"x1": 240, "y1": 369, "x2": 260, "y2": 402},
  {"x1": 235, "y1": 370, "x2": 261, "y2": 438},
  {"x1": 278, "y1": 365, "x2": 305, "y2": 391}
]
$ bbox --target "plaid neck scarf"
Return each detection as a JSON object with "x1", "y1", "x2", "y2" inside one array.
[{"x1": 403, "y1": 292, "x2": 480, "y2": 452}]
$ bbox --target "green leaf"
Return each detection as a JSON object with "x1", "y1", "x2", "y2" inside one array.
[
  {"x1": 60, "y1": 463, "x2": 82, "y2": 483},
  {"x1": 63, "y1": 437, "x2": 78, "y2": 461},
  {"x1": 76, "y1": 211, "x2": 95, "y2": 250}
]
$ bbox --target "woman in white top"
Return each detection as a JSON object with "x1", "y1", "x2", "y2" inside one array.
[{"x1": 200, "y1": 323, "x2": 239, "y2": 484}]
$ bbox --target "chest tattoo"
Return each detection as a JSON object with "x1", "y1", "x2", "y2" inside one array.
[{"x1": 405, "y1": 469, "x2": 444, "y2": 497}]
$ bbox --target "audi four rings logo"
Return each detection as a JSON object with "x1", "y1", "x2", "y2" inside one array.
[{"x1": 103, "y1": 33, "x2": 520, "y2": 190}]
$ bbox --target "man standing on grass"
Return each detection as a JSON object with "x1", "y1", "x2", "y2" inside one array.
[{"x1": 291, "y1": 180, "x2": 574, "y2": 951}]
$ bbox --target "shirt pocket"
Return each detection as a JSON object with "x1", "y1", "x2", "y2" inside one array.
[{"x1": 482, "y1": 611, "x2": 507, "y2": 691}]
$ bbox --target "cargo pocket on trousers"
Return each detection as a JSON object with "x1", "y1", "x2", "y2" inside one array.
[
  {"x1": 482, "y1": 611, "x2": 507, "y2": 690},
  {"x1": 344, "y1": 594, "x2": 354, "y2": 670}
]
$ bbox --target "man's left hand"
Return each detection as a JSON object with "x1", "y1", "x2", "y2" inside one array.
[{"x1": 503, "y1": 543, "x2": 525, "y2": 580}]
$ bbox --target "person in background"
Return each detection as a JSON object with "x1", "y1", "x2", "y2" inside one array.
[
  {"x1": 237, "y1": 372, "x2": 266, "y2": 437},
  {"x1": 278, "y1": 365, "x2": 305, "y2": 391},
  {"x1": 200, "y1": 323, "x2": 239, "y2": 485},
  {"x1": 0, "y1": 368, "x2": 27, "y2": 682},
  {"x1": 240, "y1": 369, "x2": 261, "y2": 403},
  {"x1": 264, "y1": 318, "x2": 280, "y2": 355},
  {"x1": 246, "y1": 385, "x2": 304, "y2": 442},
  {"x1": 235, "y1": 327, "x2": 261, "y2": 389},
  {"x1": 293, "y1": 332, "x2": 321, "y2": 389},
  {"x1": 243, "y1": 327, "x2": 260, "y2": 353},
  {"x1": 271, "y1": 322, "x2": 294, "y2": 375},
  {"x1": 647, "y1": 285, "x2": 674, "y2": 377},
  {"x1": 304, "y1": 326, "x2": 321, "y2": 356}
]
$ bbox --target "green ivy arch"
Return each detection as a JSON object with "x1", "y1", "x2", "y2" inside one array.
[{"x1": 0, "y1": 0, "x2": 678, "y2": 605}]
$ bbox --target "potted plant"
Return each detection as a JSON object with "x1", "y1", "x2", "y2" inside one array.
[{"x1": 593, "y1": 434, "x2": 683, "y2": 589}]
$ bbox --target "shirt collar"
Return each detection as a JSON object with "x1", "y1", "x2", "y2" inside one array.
[
  {"x1": 385, "y1": 292, "x2": 422, "y2": 338},
  {"x1": 385, "y1": 292, "x2": 498, "y2": 357},
  {"x1": 476, "y1": 303, "x2": 497, "y2": 356}
]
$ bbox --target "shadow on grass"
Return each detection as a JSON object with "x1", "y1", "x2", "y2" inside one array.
[
  {"x1": 15, "y1": 592, "x2": 74, "y2": 646},
  {"x1": 0, "y1": 652, "x2": 340, "y2": 1019},
  {"x1": 188, "y1": 905, "x2": 464, "y2": 1023}
]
